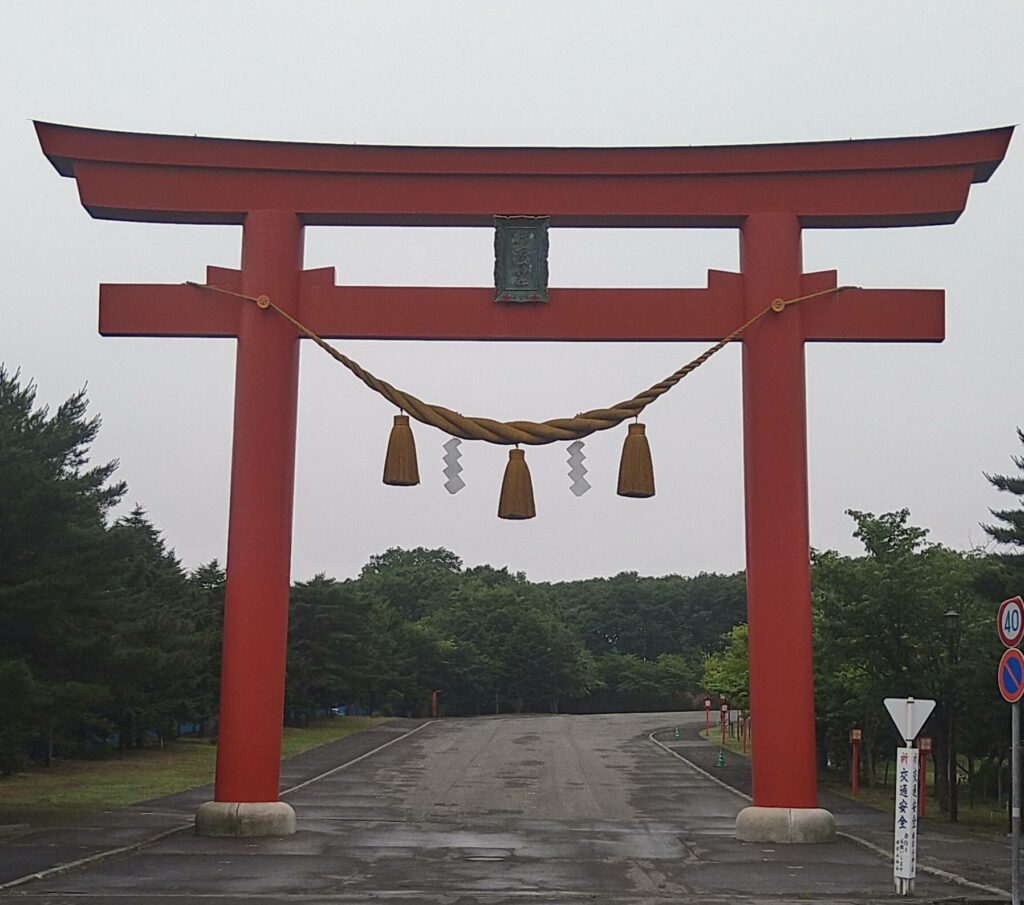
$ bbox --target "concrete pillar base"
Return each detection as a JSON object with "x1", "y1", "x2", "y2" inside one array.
[
  {"x1": 735, "y1": 806, "x2": 836, "y2": 843},
  {"x1": 195, "y1": 801, "x2": 296, "y2": 837}
]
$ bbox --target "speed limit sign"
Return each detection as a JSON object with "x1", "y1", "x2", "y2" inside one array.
[{"x1": 998, "y1": 596, "x2": 1024, "y2": 648}]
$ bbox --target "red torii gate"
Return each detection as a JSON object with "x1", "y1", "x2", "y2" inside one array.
[{"x1": 37, "y1": 122, "x2": 1011, "y2": 841}]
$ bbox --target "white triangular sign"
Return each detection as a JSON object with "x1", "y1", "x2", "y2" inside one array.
[{"x1": 884, "y1": 697, "x2": 936, "y2": 743}]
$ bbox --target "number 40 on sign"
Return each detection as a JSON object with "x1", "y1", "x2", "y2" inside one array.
[{"x1": 999, "y1": 596, "x2": 1024, "y2": 649}]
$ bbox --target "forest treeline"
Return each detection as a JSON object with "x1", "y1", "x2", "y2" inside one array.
[
  {"x1": 0, "y1": 366, "x2": 744, "y2": 773},
  {"x1": 4, "y1": 365, "x2": 1024, "y2": 806}
]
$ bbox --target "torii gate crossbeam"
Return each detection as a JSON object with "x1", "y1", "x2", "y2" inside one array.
[{"x1": 36, "y1": 122, "x2": 1011, "y2": 842}]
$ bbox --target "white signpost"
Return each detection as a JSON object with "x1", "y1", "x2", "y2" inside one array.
[
  {"x1": 892, "y1": 746, "x2": 920, "y2": 890},
  {"x1": 884, "y1": 697, "x2": 936, "y2": 896}
]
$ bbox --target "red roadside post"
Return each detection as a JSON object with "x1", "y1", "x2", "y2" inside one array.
[
  {"x1": 431, "y1": 689, "x2": 441, "y2": 719},
  {"x1": 850, "y1": 728, "x2": 862, "y2": 797},
  {"x1": 918, "y1": 736, "x2": 932, "y2": 817},
  {"x1": 705, "y1": 696, "x2": 711, "y2": 735},
  {"x1": 721, "y1": 702, "x2": 729, "y2": 746},
  {"x1": 742, "y1": 713, "x2": 749, "y2": 754}
]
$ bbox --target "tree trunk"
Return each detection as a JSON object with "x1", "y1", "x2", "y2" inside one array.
[
  {"x1": 934, "y1": 736, "x2": 950, "y2": 814},
  {"x1": 997, "y1": 753, "x2": 1005, "y2": 806},
  {"x1": 968, "y1": 753, "x2": 975, "y2": 808},
  {"x1": 863, "y1": 724, "x2": 876, "y2": 786}
]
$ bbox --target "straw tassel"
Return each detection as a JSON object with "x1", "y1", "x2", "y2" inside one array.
[
  {"x1": 617, "y1": 422, "x2": 655, "y2": 498},
  {"x1": 498, "y1": 448, "x2": 536, "y2": 520},
  {"x1": 382, "y1": 414, "x2": 420, "y2": 486}
]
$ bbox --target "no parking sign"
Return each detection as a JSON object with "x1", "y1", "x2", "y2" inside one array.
[{"x1": 998, "y1": 648, "x2": 1024, "y2": 704}]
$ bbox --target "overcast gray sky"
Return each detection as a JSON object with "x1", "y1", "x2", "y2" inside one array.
[{"x1": 2, "y1": 2, "x2": 1022, "y2": 583}]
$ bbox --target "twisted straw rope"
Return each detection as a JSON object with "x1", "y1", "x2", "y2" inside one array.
[{"x1": 186, "y1": 281, "x2": 854, "y2": 446}]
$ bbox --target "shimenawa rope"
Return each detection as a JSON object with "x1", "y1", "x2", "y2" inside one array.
[{"x1": 184, "y1": 281, "x2": 855, "y2": 446}]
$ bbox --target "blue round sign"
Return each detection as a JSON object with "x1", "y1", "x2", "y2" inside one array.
[{"x1": 998, "y1": 648, "x2": 1024, "y2": 703}]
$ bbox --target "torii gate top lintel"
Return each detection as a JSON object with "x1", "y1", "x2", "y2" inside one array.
[{"x1": 36, "y1": 121, "x2": 1012, "y2": 228}]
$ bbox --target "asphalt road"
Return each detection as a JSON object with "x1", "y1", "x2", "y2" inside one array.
[{"x1": 0, "y1": 712, "x2": 993, "y2": 903}]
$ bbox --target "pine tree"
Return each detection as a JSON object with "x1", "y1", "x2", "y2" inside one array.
[
  {"x1": 0, "y1": 366, "x2": 125, "y2": 769},
  {"x1": 104, "y1": 507, "x2": 195, "y2": 748},
  {"x1": 983, "y1": 428, "x2": 1024, "y2": 563},
  {"x1": 184, "y1": 560, "x2": 226, "y2": 735}
]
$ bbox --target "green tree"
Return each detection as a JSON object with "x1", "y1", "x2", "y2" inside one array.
[
  {"x1": 812, "y1": 509, "x2": 993, "y2": 805},
  {"x1": 183, "y1": 560, "x2": 226, "y2": 734},
  {"x1": 0, "y1": 367, "x2": 125, "y2": 769},
  {"x1": 287, "y1": 571, "x2": 446, "y2": 719},
  {"x1": 701, "y1": 623, "x2": 749, "y2": 709},
  {"x1": 555, "y1": 572, "x2": 744, "y2": 658},
  {"x1": 0, "y1": 660, "x2": 41, "y2": 774},
  {"x1": 553, "y1": 569, "x2": 744, "y2": 711},
  {"x1": 983, "y1": 429, "x2": 1024, "y2": 568},
  {"x1": 287, "y1": 574, "x2": 369, "y2": 722},
  {"x1": 103, "y1": 507, "x2": 195, "y2": 748},
  {"x1": 673, "y1": 572, "x2": 747, "y2": 660},
  {"x1": 589, "y1": 651, "x2": 696, "y2": 713},
  {"x1": 359, "y1": 546, "x2": 462, "y2": 621},
  {"x1": 425, "y1": 577, "x2": 598, "y2": 714},
  {"x1": 558, "y1": 572, "x2": 676, "y2": 660}
]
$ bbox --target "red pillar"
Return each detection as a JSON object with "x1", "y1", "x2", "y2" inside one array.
[
  {"x1": 741, "y1": 212, "x2": 818, "y2": 809},
  {"x1": 214, "y1": 210, "x2": 303, "y2": 803},
  {"x1": 851, "y1": 740, "x2": 860, "y2": 797}
]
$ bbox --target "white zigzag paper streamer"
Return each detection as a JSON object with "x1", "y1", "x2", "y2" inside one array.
[
  {"x1": 442, "y1": 437, "x2": 465, "y2": 494},
  {"x1": 567, "y1": 440, "x2": 591, "y2": 497}
]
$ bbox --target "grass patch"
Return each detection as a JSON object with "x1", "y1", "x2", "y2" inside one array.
[
  {"x1": 0, "y1": 716, "x2": 385, "y2": 828},
  {"x1": 279, "y1": 716, "x2": 382, "y2": 759},
  {"x1": 820, "y1": 769, "x2": 1012, "y2": 836},
  {"x1": 701, "y1": 726, "x2": 749, "y2": 757},
  {"x1": 698, "y1": 727, "x2": 1010, "y2": 836}
]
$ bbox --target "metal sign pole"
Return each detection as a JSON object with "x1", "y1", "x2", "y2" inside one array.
[
  {"x1": 1013, "y1": 700, "x2": 1020, "y2": 905},
  {"x1": 997, "y1": 598, "x2": 1024, "y2": 905}
]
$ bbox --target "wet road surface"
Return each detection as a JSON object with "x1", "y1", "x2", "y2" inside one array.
[{"x1": 1, "y1": 712, "x2": 977, "y2": 903}]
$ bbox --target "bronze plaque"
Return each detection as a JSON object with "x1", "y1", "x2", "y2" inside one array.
[{"x1": 494, "y1": 215, "x2": 549, "y2": 303}]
